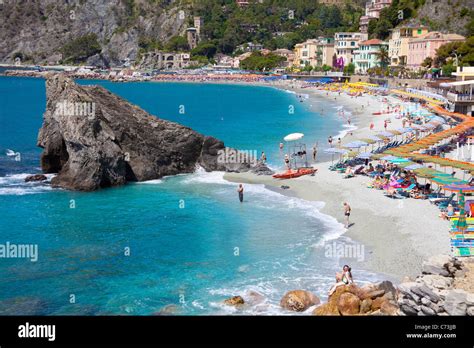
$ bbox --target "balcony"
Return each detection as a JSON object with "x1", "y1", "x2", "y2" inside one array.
[{"x1": 447, "y1": 92, "x2": 474, "y2": 102}]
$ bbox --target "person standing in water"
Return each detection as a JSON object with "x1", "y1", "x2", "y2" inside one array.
[
  {"x1": 328, "y1": 135, "x2": 333, "y2": 147},
  {"x1": 237, "y1": 184, "x2": 244, "y2": 203},
  {"x1": 312, "y1": 145, "x2": 318, "y2": 161},
  {"x1": 260, "y1": 151, "x2": 267, "y2": 163},
  {"x1": 343, "y1": 202, "x2": 351, "y2": 228},
  {"x1": 279, "y1": 142, "x2": 284, "y2": 151}
]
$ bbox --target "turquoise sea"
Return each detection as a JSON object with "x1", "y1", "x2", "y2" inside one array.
[{"x1": 0, "y1": 76, "x2": 381, "y2": 315}]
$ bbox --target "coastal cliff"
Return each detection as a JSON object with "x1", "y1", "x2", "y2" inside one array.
[{"x1": 38, "y1": 74, "x2": 253, "y2": 191}]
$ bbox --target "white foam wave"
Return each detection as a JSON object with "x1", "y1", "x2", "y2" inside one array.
[
  {"x1": 0, "y1": 173, "x2": 55, "y2": 195},
  {"x1": 136, "y1": 179, "x2": 163, "y2": 185}
]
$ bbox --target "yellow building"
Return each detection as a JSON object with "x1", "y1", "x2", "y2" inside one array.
[
  {"x1": 388, "y1": 25, "x2": 428, "y2": 66},
  {"x1": 293, "y1": 39, "x2": 319, "y2": 68},
  {"x1": 293, "y1": 38, "x2": 334, "y2": 68}
]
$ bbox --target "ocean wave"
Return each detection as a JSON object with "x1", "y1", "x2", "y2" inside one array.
[
  {"x1": 0, "y1": 173, "x2": 55, "y2": 195},
  {"x1": 135, "y1": 179, "x2": 163, "y2": 185},
  {"x1": 181, "y1": 169, "x2": 346, "y2": 244}
]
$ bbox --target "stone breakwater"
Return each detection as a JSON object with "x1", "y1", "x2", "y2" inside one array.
[
  {"x1": 223, "y1": 255, "x2": 474, "y2": 316},
  {"x1": 397, "y1": 255, "x2": 474, "y2": 316}
]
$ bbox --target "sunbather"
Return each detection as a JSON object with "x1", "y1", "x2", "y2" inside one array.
[
  {"x1": 440, "y1": 204, "x2": 455, "y2": 220},
  {"x1": 328, "y1": 265, "x2": 353, "y2": 296}
]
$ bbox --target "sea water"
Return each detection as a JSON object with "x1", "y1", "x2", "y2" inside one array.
[{"x1": 0, "y1": 76, "x2": 381, "y2": 315}]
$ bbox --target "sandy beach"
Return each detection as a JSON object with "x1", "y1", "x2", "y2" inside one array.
[{"x1": 224, "y1": 84, "x2": 451, "y2": 281}]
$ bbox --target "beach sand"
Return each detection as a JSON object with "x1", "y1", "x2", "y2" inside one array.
[{"x1": 224, "y1": 84, "x2": 451, "y2": 281}]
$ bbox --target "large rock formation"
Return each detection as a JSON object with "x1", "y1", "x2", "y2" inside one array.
[{"x1": 38, "y1": 74, "x2": 253, "y2": 191}]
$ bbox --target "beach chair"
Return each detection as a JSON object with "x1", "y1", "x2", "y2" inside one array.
[{"x1": 430, "y1": 193, "x2": 454, "y2": 205}]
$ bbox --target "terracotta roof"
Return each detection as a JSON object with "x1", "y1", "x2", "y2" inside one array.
[{"x1": 360, "y1": 39, "x2": 383, "y2": 45}]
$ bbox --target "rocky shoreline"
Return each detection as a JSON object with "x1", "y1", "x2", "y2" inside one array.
[{"x1": 223, "y1": 255, "x2": 474, "y2": 316}]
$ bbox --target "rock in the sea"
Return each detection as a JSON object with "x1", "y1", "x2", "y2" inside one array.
[
  {"x1": 280, "y1": 290, "x2": 320, "y2": 312},
  {"x1": 250, "y1": 162, "x2": 274, "y2": 176},
  {"x1": 38, "y1": 74, "x2": 252, "y2": 191},
  {"x1": 24, "y1": 174, "x2": 47, "y2": 182},
  {"x1": 224, "y1": 296, "x2": 245, "y2": 306},
  {"x1": 337, "y1": 292, "x2": 360, "y2": 315}
]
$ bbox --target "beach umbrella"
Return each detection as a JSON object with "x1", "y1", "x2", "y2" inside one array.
[
  {"x1": 405, "y1": 163, "x2": 423, "y2": 170},
  {"x1": 344, "y1": 141, "x2": 368, "y2": 149},
  {"x1": 359, "y1": 138, "x2": 377, "y2": 144},
  {"x1": 284, "y1": 133, "x2": 304, "y2": 142},
  {"x1": 356, "y1": 152, "x2": 373, "y2": 159},
  {"x1": 377, "y1": 131, "x2": 394, "y2": 137},
  {"x1": 380, "y1": 155, "x2": 398, "y2": 161},
  {"x1": 325, "y1": 147, "x2": 348, "y2": 164}
]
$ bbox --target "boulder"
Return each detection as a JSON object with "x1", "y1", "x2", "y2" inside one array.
[
  {"x1": 224, "y1": 296, "x2": 245, "y2": 306},
  {"x1": 400, "y1": 304, "x2": 418, "y2": 316},
  {"x1": 313, "y1": 302, "x2": 340, "y2": 316},
  {"x1": 421, "y1": 255, "x2": 452, "y2": 277},
  {"x1": 467, "y1": 307, "x2": 474, "y2": 316},
  {"x1": 359, "y1": 289, "x2": 386, "y2": 300},
  {"x1": 410, "y1": 284, "x2": 440, "y2": 303},
  {"x1": 37, "y1": 75, "x2": 252, "y2": 191},
  {"x1": 371, "y1": 296, "x2": 386, "y2": 311},
  {"x1": 280, "y1": 290, "x2": 320, "y2": 312},
  {"x1": 380, "y1": 301, "x2": 399, "y2": 315},
  {"x1": 360, "y1": 298, "x2": 372, "y2": 314},
  {"x1": 420, "y1": 305, "x2": 436, "y2": 316},
  {"x1": 24, "y1": 174, "x2": 48, "y2": 182},
  {"x1": 337, "y1": 293, "x2": 360, "y2": 315},
  {"x1": 377, "y1": 281, "x2": 397, "y2": 298},
  {"x1": 443, "y1": 290, "x2": 468, "y2": 315},
  {"x1": 418, "y1": 274, "x2": 453, "y2": 290},
  {"x1": 250, "y1": 162, "x2": 274, "y2": 176}
]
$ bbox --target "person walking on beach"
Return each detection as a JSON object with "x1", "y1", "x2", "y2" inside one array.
[
  {"x1": 370, "y1": 122, "x2": 374, "y2": 130},
  {"x1": 384, "y1": 120, "x2": 388, "y2": 130},
  {"x1": 237, "y1": 184, "x2": 244, "y2": 203},
  {"x1": 312, "y1": 146, "x2": 318, "y2": 161},
  {"x1": 328, "y1": 135, "x2": 333, "y2": 147},
  {"x1": 337, "y1": 138, "x2": 341, "y2": 147},
  {"x1": 343, "y1": 202, "x2": 351, "y2": 228}
]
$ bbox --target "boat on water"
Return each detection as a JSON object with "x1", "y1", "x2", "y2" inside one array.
[{"x1": 273, "y1": 167, "x2": 317, "y2": 179}]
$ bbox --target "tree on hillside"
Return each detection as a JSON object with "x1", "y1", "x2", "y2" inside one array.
[
  {"x1": 165, "y1": 36, "x2": 189, "y2": 52},
  {"x1": 191, "y1": 42, "x2": 218, "y2": 59}
]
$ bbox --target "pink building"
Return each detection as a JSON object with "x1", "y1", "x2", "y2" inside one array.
[
  {"x1": 407, "y1": 32, "x2": 465, "y2": 68},
  {"x1": 359, "y1": 0, "x2": 392, "y2": 33}
]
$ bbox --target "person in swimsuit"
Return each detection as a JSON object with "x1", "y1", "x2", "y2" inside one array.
[
  {"x1": 328, "y1": 265, "x2": 353, "y2": 296},
  {"x1": 328, "y1": 136, "x2": 333, "y2": 147},
  {"x1": 284, "y1": 154, "x2": 290, "y2": 169},
  {"x1": 237, "y1": 184, "x2": 244, "y2": 203},
  {"x1": 343, "y1": 202, "x2": 351, "y2": 228},
  {"x1": 260, "y1": 151, "x2": 267, "y2": 163}
]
